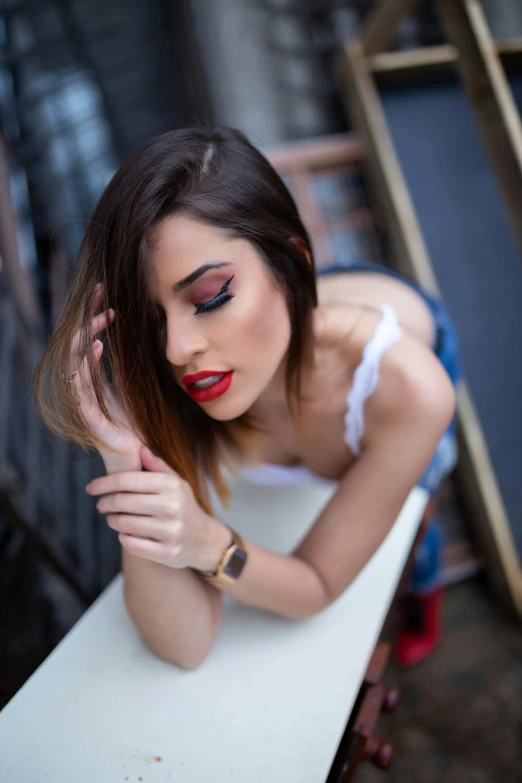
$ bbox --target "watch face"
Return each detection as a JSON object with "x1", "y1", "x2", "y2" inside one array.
[{"x1": 224, "y1": 548, "x2": 247, "y2": 579}]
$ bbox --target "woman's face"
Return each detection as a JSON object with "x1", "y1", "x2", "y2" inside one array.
[{"x1": 148, "y1": 214, "x2": 292, "y2": 421}]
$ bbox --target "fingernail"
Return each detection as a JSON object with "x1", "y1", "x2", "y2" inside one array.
[{"x1": 85, "y1": 484, "x2": 93, "y2": 493}]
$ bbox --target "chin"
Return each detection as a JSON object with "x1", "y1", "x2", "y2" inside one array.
[
  {"x1": 199, "y1": 387, "x2": 255, "y2": 422},
  {"x1": 203, "y1": 399, "x2": 251, "y2": 422}
]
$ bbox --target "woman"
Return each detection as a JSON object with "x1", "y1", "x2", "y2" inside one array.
[{"x1": 34, "y1": 126, "x2": 461, "y2": 670}]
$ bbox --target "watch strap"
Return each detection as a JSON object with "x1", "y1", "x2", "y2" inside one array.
[{"x1": 196, "y1": 526, "x2": 247, "y2": 585}]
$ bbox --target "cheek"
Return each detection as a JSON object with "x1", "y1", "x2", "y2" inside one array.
[{"x1": 238, "y1": 286, "x2": 290, "y2": 355}]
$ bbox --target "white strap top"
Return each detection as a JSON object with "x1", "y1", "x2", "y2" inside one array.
[
  {"x1": 239, "y1": 303, "x2": 403, "y2": 486},
  {"x1": 344, "y1": 303, "x2": 402, "y2": 457}
]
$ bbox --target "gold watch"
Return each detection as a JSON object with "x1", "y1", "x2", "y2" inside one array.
[{"x1": 196, "y1": 527, "x2": 248, "y2": 586}]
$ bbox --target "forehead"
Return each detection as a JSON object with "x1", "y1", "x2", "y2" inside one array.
[
  {"x1": 151, "y1": 214, "x2": 230, "y2": 265},
  {"x1": 148, "y1": 213, "x2": 271, "y2": 296},
  {"x1": 147, "y1": 214, "x2": 231, "y2": 292}
]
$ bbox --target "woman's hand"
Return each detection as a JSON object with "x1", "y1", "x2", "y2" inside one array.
[
  {"x1": 69, "y1": 282, "x2": 144, "y2": 472},
  {"x1": 86, "y1": 447, "x2": 231, "y2": 572}
]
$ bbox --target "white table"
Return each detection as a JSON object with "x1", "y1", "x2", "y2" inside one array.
[{"x1": 0, "y1": 476, "x2": 428, "y2": 783}]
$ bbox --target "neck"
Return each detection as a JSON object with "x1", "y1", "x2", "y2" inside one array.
[
  {"x1": 248, "y1": 352, "x2": 317, "y2": 432},
  {"x1": 247, "y1": 311, "x2": 320, "y2": 428},
  {"x1": 248, "y1": 351, "x2": 290, "y2": 428}
]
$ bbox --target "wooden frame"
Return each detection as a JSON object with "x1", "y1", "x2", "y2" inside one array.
[
  {"x1": 339, "y1": 40, "x2": 439, "y2": 292},
  {"x1": 338, "y1": 3, "x2": 522, "y2": 614},
  {"x1": 265, "y1": 133, "x2": 363, "y2": 171},
  {"x1": 437, "y1": 0, "x2": 522, "y2": 267},
  {"x1": 359, "y1": 0, "x2": 522, "y2": 265},
  {"x1": 265, "y1": 134, "x2": 382, "y2": 267},
  {"x1": 361, "y1": 0, "x2": 419, "y2": 57},
  {"x1": 370, "y1": 38, "x2": 522, "y2": 83}
]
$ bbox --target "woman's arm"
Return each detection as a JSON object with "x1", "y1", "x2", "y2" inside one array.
[
  {"x1": 208, "y1": 340, "x2": 457, "y2": 619},
  {"x1": 92, "y1": 339, "x2": 456, "y2": 661},
  {"x1": 104, "y1": 454, "x2": 223, "y2": 670},
  {"x1": 122, "y1": 548, "x2": 223, "y2": 669}
]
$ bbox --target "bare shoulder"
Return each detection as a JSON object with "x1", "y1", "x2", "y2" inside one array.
[
  {"x1": 361, "y1": 317, "x2": 457, "y2": 449},
  {"x1": 314, "y1": 303, "x2": 457, "y2": 446}
]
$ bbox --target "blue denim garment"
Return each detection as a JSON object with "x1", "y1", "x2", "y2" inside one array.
[{"x1": 317, "y1": 259, "x2": 464, "y2": 594}]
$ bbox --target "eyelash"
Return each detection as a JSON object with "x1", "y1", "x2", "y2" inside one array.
[
  {"x1": 156, "y1": 275, "x2": 235, "y2": 329},
  {"x1": 194, "y1": 275, "x2": 235, "y2": 315}
]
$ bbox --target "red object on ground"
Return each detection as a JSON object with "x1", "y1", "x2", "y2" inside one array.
[{"x1": 394, "y1": 587, "x2": 445, "y2": 668}]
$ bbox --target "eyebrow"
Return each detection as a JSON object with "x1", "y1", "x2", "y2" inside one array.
[{"x1": 172, "y1": 262, "x2": 232, "y2": 293}]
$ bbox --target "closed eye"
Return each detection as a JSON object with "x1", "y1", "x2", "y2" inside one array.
[
  {"x1": 154, "y1": 274, "x2": 235, "y2": 331},
  {"x1": 195, "y1": 275, "x2": 235, "y2": 315}
]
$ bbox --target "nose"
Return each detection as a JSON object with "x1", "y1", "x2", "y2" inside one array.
[{"x1": 165, "y1": 314, "x2": 208, "y2": 367}]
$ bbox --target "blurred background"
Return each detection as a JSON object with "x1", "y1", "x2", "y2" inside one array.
[{"x1": 1, "y1": 0, "x2": 522, "y2": 779}]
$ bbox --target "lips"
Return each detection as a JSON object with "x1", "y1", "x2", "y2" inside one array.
[
  {"x1": 181, "y1": 370, "x2": 229, "y2": 385},
  {"x1": 181, "y1": 370, "x2": 234, "y2": 403}
]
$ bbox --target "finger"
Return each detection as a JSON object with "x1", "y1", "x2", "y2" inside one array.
[
  {"x1": 92, "y1": 309, "x2": 115, "y2": 337},
  {"x1": 67, "y1": 339, "x2": 102, "y2": 411},
  {"x1": 70, "y1": 284, "x2": 102, "y2": 356},
  {"x1": 70, "y1": 309, "x2": 114, "y2": 365},
  {"x1": 83, "y1": 312, "x2": 114, "y2": 387},
  {"x1": 93, "y1": 282, "x2": 104, "y2": 310},
  {"x1": 69, "y1": 282, "x2": 113, "y2": 364},
  {"x1": 106, "y1": 513, "x2": 165, "y2": 541},
  {"x1": 96, "y1": 491, "x2": 169, "y2": 516},
  {"x1": 86, "y1": 470, "x2": 173, "y2": 496},
  {"x1": 66, "y1": 285, "x2": 113, "y2": 411}
]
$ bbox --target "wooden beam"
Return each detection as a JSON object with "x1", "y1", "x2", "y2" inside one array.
[
  {"x1": 496, "y1": 35, "x2": 522, "y2": 56},
  {"x1": 361, "y1": 0, "x2": 419, "y2": 56},
  {"x1": 371, "y1": 43, "x2": 457, "y2": 74},
  {"x1": 437, "y1": 0, "x2": 522, "y2": 266},
  {"x1": 370, "y1": 37, "x2": 522, "y2": 79},
  {"x1": 339, "y1": 37, "x2": 522, "y2": 614},
  {"x1": 338, "y1": 39, "x2": 438, "y2": 291},
  {"x1": 455, "y1": 386, "x2": 522, "y2": 613},
  {"x1": 264, "y1": 134, "x2": 363, "y2": 173}
]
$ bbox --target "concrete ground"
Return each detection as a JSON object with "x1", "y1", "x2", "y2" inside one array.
[{"x1": 360, "y1": 576, "x2": 522, "y2": 783}]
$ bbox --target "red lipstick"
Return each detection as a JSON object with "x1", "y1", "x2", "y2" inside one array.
[{"x1": 181, "y1": 370, "x2": 234, "y2": 403}]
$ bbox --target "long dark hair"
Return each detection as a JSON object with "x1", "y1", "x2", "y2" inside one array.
[{"x1": 33, "y1": 126, "x2": 317, "y2": 511}]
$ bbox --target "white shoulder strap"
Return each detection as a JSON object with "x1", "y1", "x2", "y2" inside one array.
[{"x1": 344, "y1": 304, "x2": 402, "y2": 457}]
